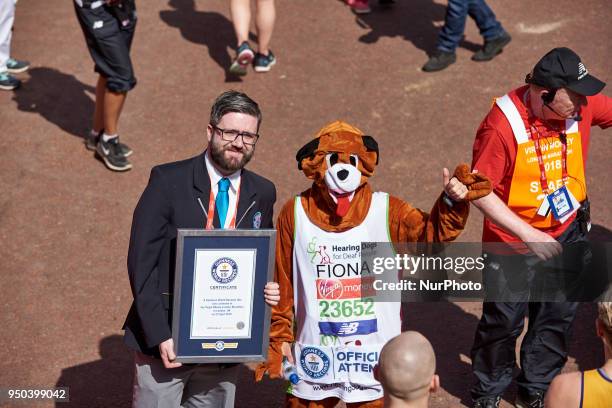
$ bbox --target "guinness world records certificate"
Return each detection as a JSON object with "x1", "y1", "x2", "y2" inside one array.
[
  {"x1": 173, "y1": 229, "x2": 276, "y2": 363},
  {"x1": 191, "y1": 249, "x2": 255, "y2": 339}
]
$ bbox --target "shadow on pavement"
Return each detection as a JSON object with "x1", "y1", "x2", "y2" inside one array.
[
  {"x1": 589, "y1": 224, "x2": 612, "y2": 242},
  {"x1": 159, "y1": 0, "x2": 244, "y2": 83},
  {"x1": 572, "y1": 303, "x2": 604, "y2": 371},
  {"x1": 235, "y1": 364, "x2": 287, "y2": 408},
  {"x1": 355, "y1": 0, "x2": 480, "y2": 56},
  {"x1": 51, "y1": 306, "x2": 603, "y2": 407},
  {"x1": 404, "y1": 300, "x2": 602, "y2": 407},
  {"x1": 54, "y1": 334, "x2": 287, "y2": 407},
  {"x1": 403, "y1": 301, "x2": 480, "y2": 405},
  {"x1": 55, "y1": 334, "x2": 132, "y2": 407},
  {"x1": 12, "y1": 67, "x2": 95, "y2": 140}
]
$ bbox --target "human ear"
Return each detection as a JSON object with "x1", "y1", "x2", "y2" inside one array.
[
  {"x1": 596, "y1": 318, "x2": 604, "y2": 338},
  {"x1": 430, "y1": 374, "x2": 440, "y2": 393},
  {"x1": 206, "y1": 124, "x2": 213, "y2": 144}
]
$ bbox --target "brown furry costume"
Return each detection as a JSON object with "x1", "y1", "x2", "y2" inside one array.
[{"x1": 256, "y1": 121, "x2": 491, "y2": 408}]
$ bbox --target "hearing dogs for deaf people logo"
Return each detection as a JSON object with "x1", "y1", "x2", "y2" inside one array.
[
  {"x1": 300, "y1": 347, "x2": 330, "y2": 379},
  {"x1": 211, "y1": 258, "x2": 238, "y2": 284},
  {"x1": 307, "y1": 237, "x2": 333, "y2": 265}
]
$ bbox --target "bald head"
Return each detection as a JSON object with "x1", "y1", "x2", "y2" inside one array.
[{"x1": 378, "y1": 331, "x2": 436, "y2": 401}]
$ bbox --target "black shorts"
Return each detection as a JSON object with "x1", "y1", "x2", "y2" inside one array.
[{"x1": 74, "y1": 2, "x2": 137, "y2": 92}]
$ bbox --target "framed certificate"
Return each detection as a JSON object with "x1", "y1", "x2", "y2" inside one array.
[{"x1": 172, "y1": 229, "x2": 276, "y2": 363}]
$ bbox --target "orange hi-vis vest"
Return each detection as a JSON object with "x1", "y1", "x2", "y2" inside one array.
[
  {"x1": 496, "y1": 94, "x2": 587, "y2": 229},
  {"x1": 581, "y1": 368, "x2": 612, "y2": 407}
]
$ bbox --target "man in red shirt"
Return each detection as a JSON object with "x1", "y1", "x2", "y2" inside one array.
[{"x1": 469, "y1": 47, "x2": 612, "y2": 408}]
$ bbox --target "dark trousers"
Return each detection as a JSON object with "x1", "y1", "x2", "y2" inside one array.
[
  {"x1": 470, "y1": 301, "x2": 578, "y2": 398},
  {"x1": 437, "y1": 0, "x2": 504, "y2": 52},
  {"x1": 470, "y1": 215, "x2": 591, "y2": 398},
  {"x1": 74, "y1": 2, "x2": 137, "y2": 92}
]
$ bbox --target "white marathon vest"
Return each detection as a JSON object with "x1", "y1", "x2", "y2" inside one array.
[{"x1": 290, "y1": 192, "x2": 401, "y2": 403}]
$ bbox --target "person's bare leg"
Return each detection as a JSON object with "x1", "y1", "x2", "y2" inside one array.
[
  {"x1": 230, "y1": 0, "x2": 251, "y2": 46},
  {"x1": 103, "y1": 90, "x2": 127, "y2": 136},
  {"x1": 255, "y1": 0, "x2": 275, "y2": 55},
  {"x1": 92, "y1": 75, "x2": 106, "y2": 133}
]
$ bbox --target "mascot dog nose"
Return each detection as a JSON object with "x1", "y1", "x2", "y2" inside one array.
[{"x1": 337, "y1": 169, "x2": 349, "y2": 181}]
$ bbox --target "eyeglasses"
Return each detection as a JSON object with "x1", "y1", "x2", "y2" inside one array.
[{"x1": 210, "y1": 124, "x2": 259, "y2": 146}]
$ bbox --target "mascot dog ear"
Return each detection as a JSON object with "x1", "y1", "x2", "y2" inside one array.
[
  {"x1": 297, "y1": 135, "x2": 379, "y2": 169},
  {"x1": 296, "y1": 138, "x2": 320, "y2": 170},
  {"x1": 362, "y1": 135, "x2": 379, "y2": 165}
]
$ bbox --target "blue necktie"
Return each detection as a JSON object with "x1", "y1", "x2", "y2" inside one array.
[{"x1": 216, "y1": 178, "x2": 230, "y2": 228}]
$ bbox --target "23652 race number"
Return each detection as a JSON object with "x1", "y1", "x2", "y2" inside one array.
[{"x1": 319, "y1": 298, "x2": 374, "y2": 318}]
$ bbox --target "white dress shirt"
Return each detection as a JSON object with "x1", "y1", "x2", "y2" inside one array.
[{"x1": 205, "y1": 150, "x2": 242, "y2": 229}]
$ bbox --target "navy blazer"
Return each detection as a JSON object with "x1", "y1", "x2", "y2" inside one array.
[{"x1": 123, "y1": 152, "x2": 276, "y2": 355}]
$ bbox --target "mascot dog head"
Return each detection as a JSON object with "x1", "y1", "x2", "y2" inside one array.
[{"x1": 296, "y1": 121, "x2": 379, "y2": 217}]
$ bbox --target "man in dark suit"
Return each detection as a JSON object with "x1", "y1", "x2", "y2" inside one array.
[{"x1": 123, "y1": 90, "x2": 280, "y2": 407}]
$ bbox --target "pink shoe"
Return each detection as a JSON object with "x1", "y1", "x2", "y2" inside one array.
[{"x1": 349, "y1": 0, "x2": 371, "y2": 14}]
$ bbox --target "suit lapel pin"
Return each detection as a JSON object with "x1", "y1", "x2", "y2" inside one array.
[{"x1": 252, "y1": 211, "x2": 262, "y2": 229}]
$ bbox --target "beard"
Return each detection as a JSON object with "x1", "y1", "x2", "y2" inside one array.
[{"x1": 209, "y1": 139, "x2": 254, "y2": 173}]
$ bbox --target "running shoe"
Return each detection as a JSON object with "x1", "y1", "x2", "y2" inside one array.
[
  {"x1": 6, "y1": 58, "x2": 30, "y2": 74},
  {"x1": 229, "y1": 41, "x2": 255, "y2": 76},
  {"x1": 253, "y1": 51, "x2": 276, "y2": 73}
]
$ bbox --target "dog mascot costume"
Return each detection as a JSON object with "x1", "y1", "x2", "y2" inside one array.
[{"x1": 256, "y1": 121, "x2": 490, "y2": 407}]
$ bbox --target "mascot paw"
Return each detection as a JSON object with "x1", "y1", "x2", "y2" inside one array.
[
  {"x1": 453, "y1": 163, "x2": 492, "y2": 201},
  {"x1": 254, "y1": 341, "x2": 284, "y2": 381}
]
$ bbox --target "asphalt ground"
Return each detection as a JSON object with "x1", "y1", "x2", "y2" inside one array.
[{"x1": 0, "y1": 0, "x2": 610, "y2": 406}]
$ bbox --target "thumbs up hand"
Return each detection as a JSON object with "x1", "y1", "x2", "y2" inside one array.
[{"x1": 443, "y1": 164, "x2": 492, "y2": 202}]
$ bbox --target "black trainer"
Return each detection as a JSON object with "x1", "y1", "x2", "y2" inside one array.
[
  {"x1": 472, "y1": 31, "x2": 512, "y2": 61},
  {"x1": 422, "y1": 50, "x2": 456, "y2": 72},
  {"x1": 85, "y1": 130, "x2": 133, "y2": 157},
  {"x1": 515, "y1": 390, "x2": 544, "y2": 408},
  {"x1": 96, "y1": 137, "x2": 132, "y2": 171},
  {"x1": 473, "y1": 396, "x2": 501, "y2": 408}
]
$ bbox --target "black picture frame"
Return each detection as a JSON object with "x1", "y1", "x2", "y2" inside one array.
[{"x1": 172, "y1": 229, "x2": 276, "y2": 363}]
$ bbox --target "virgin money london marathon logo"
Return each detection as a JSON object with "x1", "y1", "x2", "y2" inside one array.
[
  {"x1": 318, "y1": 278, "x2": 344, "y2": 299},
  {"x1": 300, "y1": 347, "x2": 331, "y2": 379},
  {"x1": 211, "y1": 257, "x2": 239, "y2": 284}
]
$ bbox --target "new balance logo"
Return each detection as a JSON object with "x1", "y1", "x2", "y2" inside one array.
[
  {"x1": 337, "y1": 322, "x2": 360, "y2": 335},
  {"x1": 93, "y1": 21, "x2": 104, "y2": 29},
  {"x1": 319, "y1": 319, "x2": 378, "y2": 337},
  {"x1": 577, "y1": 62, "x2": 588, "y2": 80}
]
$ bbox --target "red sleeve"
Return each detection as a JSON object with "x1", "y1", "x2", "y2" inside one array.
[
  {"x1": 588, "y1": 93, "x2": 612, "y2": 129},
  {"x1": 471, "y1": 108, "x2": 513, "y2": 190}
]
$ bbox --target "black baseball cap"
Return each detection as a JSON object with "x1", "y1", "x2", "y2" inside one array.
[{"x1": 525, "y1": 47, "x2": 606, "y2": 96}]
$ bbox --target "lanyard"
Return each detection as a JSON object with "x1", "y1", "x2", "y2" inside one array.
[
  {"x1": 529, "y1": 125, "x2": 568, "y2": 195},
  {"x1": 523, "y1": 92, "x2": 569, "y2": 195},
  {"x1": 205, "y1": 181, "x2": 241, "y2": 230}
]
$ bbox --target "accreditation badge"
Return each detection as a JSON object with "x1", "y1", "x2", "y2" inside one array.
[{"x1": 547, "y1": 185, "x2": 576, "y2": 221}]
